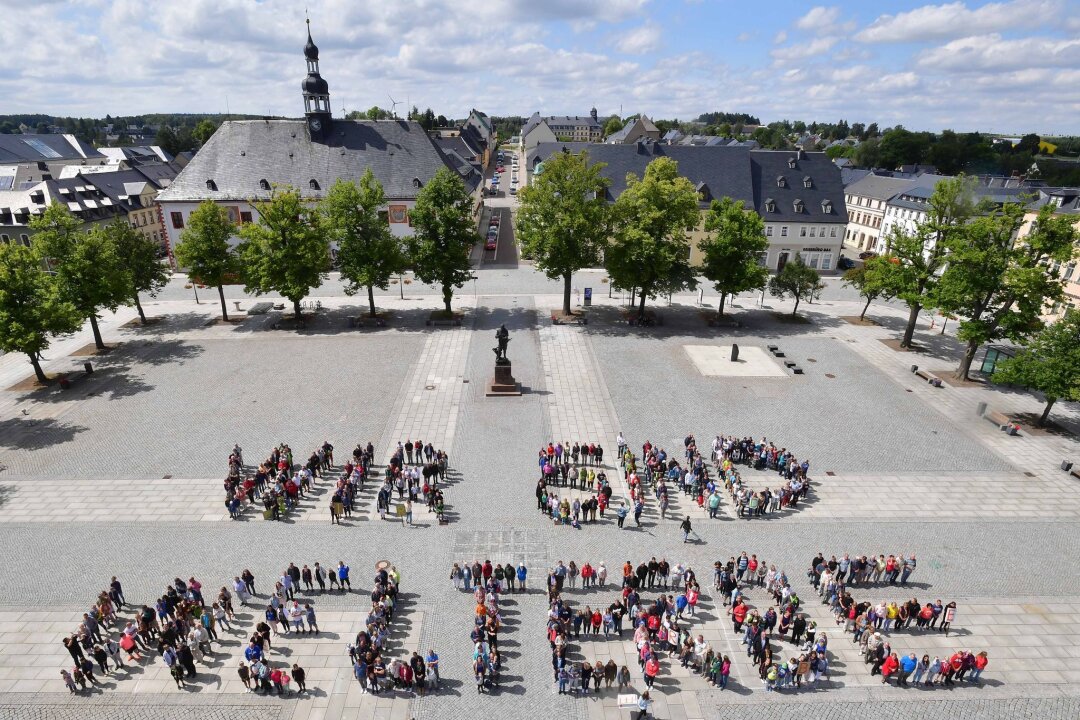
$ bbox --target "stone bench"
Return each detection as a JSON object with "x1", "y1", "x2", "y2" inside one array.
[
  {"x1": 911, "y1": 365, "x2": 944, "y2": 388},
  {"x1": 248, "y1": 302, "x2": 274, "y2": 315}
]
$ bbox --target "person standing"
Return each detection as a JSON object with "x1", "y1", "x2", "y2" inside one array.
[
  {"x1": 292, "y1": 663, "x2": 307, "y2": 693},
  {"x1": 426, "y1": 649, "x2": 440, "y2": 689},
  {"x1": 337, "y1": 562, "x2": 351, "y2": 592},
  {"x1": 635, "y1": 690, "x2": 652, "y2": 719},
  {"x1": 680, "y1": 516, "x2": 693, "y2": 543}
]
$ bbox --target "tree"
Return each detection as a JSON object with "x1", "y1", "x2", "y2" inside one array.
[
  {"x1": 405, "y1": 167, "x2": 477, "y2": 314},
  {"x1": 106, "y1": 218, "x2": 171, "y2": 324},
  {"x1": 697, "y1": 197, "x2": 769, "y2": 316},
  {"x1": 192, "y1": 119, "x2": 218, "y2": 146},
  {"x1": 516, "y1": 151, "x2": 611, "y2": 316},
  {"x1": 238, "y1": 187, "x2": 330, "y2": 319},
  {"x1": 937, "y1": 204, "x2": 1077, "y2": 379},
  {"x1": 31, "y1": 204, "x2": 131, "y2": 350},
  {"x1": 603, "y1": 116, "x2": 624, "y2": 137},
  {"x1": 155, "y1": 126, "x2": 178, "y2": 155},
  {"x1": 768, "y1": 254, "x2": 822, "y2": 316},
  {"x1": 878, "y1": 176, "x2": 977, "y2": 347},
  {"x1": 842, "y1": 256, "x2": 896, "y2": 320},
  {"x1": 992, "y1": 309, "x2": 1080, "y2": 426},
  {"x1": 0, "y1": 242, "x2": 81, "y2": 383},
  {"x1": 321, "y1": 172, "x2": 404, "y2": 317},
  {"x1": 606, "y1": 156, "x2": 701, "y2": 322},
  {"x1": 853, "y1": 137, "x2": 881, "y2": 168},
  {"x1": 174, "y1": 201, "x2": 239, "y2": 320}
]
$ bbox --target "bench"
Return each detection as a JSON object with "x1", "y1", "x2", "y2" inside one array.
[
  {"x1": 1071, "y1": 468, "x2": 1080, "y2": 481},
  {"x1": 771, "y1": 349, "x2": 785, "y2": 358},
  {"x1": 914, "y1": 368, "x2": 944, "y2": 387},
  {"x1": 791, "y1": 366, "x2": 804, "y2": 375},
  {"x1": 767, "y1": 345, "x2": 778, "y2": 352},
  {"x1": 784, "y1": 360, "x2": 797, "y2": 368},
  {"x1": 984, "y1": 410, "x2": 1011, "y2": 428},
  {"x1": 248, "y1": 302, "x2": 274, "y2": 315}
]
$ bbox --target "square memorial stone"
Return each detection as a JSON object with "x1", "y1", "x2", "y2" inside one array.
[{"x1": 683, "y1": 344, "x2": 788, "y2": 378}]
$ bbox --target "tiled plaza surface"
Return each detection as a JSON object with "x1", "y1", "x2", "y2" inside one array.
[{"x1": 1, "y1": 271, "x2": 1079, "y2": 719}]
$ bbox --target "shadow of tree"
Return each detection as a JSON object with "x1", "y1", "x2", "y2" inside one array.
[{"x1": 0, "y1": 417, "x2": 88, "y2": 450}]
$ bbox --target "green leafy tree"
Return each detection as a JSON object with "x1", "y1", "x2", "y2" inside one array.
[
  {"x1": 174, "y1": 201, "x2": 239, "y2": 320},
  {"x1": 192, "y1": 119, "x2": 218, "y2": 146},
  {"x1": 606, "y1": 157, "x2": 701, "y2": 322},
  {"x1": 238, "y1": 187, "x2": 330, "y2": 319},
  {"x1": 697, "y1": 197, "x2": 769, "y2": 316},
  {"x1": 106, "y1": 219, "x2": 171, "y2": 324},
  {"x1": 31, "y1": 204, "x2": 131, "y2": 350},
  {"x1": 992, "y1": 309, "x2": 1080, "y2": 426},
  {"x1": 843, "y1": 255, "x2": 897, "y2": 320},
  {"x1": 406, "y1": 167, "x2": 477, "y2": 314},
  {"x1": 603, "y1": 116, "x2": 624, "y2": 138},
  {"x1": 0, "y1": 242, "x2": 81, "y2": 383},
  {"x1": 878, "y1": 176, "x2": 978, "y2": 347},
  {"x1": 768, "y1": 254, "x2": 823, "y2": 316},
  {"x1": 321, "y1": 172, "x2": 405, "y2": 317},
  {"x1": 938, "y1": 204, "x2": 1078, "y2": 379},
  {"x1": 516, "y1": 151, "x2": 611, "y2": 315}
]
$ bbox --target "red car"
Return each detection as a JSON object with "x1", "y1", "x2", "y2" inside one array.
[{"x1": 485, "y1": 238, "x2": 497, "y2": 251}]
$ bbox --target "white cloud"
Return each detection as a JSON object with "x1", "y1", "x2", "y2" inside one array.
[
  {"x1": 615, "y1": 23, "x2": 662, "y2": 54},
  {"x1": 855, "y1": 0, "x2": 1062, "y2": 43},
  {"x1": 917, "y1": 34, "x2": 1080, "y2": 71},
  {"x1": 736, "y1": 31, "x2": 754, "y2": 42},
  {"x1": 796, "y1": 6, "x2": 841, "y2": 31},
  {"x1": 770, "y1": 37, "x2": 838, "y2": 62},
  {"x1": 773, "y1": 30, "x2": 788, "y2": 44}
]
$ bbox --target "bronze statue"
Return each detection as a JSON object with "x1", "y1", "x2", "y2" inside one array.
[{"x1": 493, "y1": 324, "x2": 510, "y2": 363}]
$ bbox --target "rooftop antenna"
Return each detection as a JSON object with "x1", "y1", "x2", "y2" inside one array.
[{"x1": 388, "y1": 94, "x2": 401, "y2": 119}]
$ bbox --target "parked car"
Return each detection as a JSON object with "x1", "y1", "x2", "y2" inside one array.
[
  {"x1": 509, "y1": 187, "x2": 517, "y2": 195},
  {"x1": 858, "y1": 251, "x2": 877, "y2": 260},
  {"x1": 837, "y1": 255, "x2": 856, "y2": 270},
  {"x1": 485, "y1": 238, "x2": 497, "y2": 251}
]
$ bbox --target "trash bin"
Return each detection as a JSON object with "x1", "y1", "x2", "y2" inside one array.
[
  {"x1": 84, "y1": 361, "x2": 93, "y2": 374},
  {"x1": 976, "y1": 401, "x2": 987, "y2": 417},
  {"x1": 1061, "y1": 461, "x2": 1073, "y2": 472},
  {"x1": 910, "y1": 364, "x2": 918, "y2": 373},
  {"x1": 583, "y1": 287, "x2": 592, "y2": 307}
]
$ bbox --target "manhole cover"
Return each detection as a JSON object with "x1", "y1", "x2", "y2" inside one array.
[
  {"x1": 824, "y1": 373, "x2": 835, "y2": 379},
  {"x1": 425, "y1": 385, "x2": 436, "y2": 390}
]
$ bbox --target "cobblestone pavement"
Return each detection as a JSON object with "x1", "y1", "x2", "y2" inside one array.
[{"x1": 2, "y1": 268, "x2": 1080, "y2": 719}]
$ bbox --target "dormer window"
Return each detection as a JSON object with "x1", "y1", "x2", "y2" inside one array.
[
  {"x1": 206, "y1": 179, "x2": 217, "y2": 191},
  {"x1": 259, "y1": 179, "x2": 271, "y2": 191},
  {"x1": 764, "y1": 198, "x2": 776, "y2": 213},
  {"x1": 803, "y1": 176, "x2": 812, "y2": 188},
  {"x1": 787, "y1": 157, "x2": 797, "y2": 169},
  {"x1": 412, "y1": 177, "x2": 422, "y2": 189},
  {"x1": 777, "y1": 175, "x2": 786, "y2": 188},
  {"x1": 309, "y1": 179, "x2": 320, "y2": 190},
  {"x1": 821, "y1": 199, "x2": 833, "y2": 213},
  {"x1": 696, "y1": 182, "x2": 711, "y2": 202},
  {"x1": 793, "y1": 198, "x2": 804, "y2": 213}
]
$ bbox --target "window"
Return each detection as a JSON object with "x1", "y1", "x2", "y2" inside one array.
[
  {"x1": 820, "y1": 227, "x2": 826, "y2": 237},
  {"x1": 240, "y1": 211, "x2": 253, "y2": 224},
  {"x1": 766, "y1": 226, "x2": 773, "y2": 236},
  {"x1": 780, "y1": 226, "x2": 788, "y2": 237},
  {"x1": 800, "y1": 227, "x2": 807, "y2": 237},
  {"x1": 259, "y1": 179, "x2": 271, "y2": 191},
  {"x1": 20, "y1": 234, "x2": 29, "y2": 245},
  {"x1": 807, "y1": 254, "x2": 819, "y2": 269},
  {"x1": 803, "y1": 176, "x2": 812, "y2": 188},
  {"x1": 764, "y1": 198, "x2": 776, "y2": 213},
  {"x1": 309, "y1": 179, "x2": 320, "y2": 190},
  {"x1": 171, "y1": 211, "x2": 184, "y2": 229},
  {"x1": 152, "y1": 231, "x2": 158, "y2": 242},
  {"x1": 1064, "y1": 262, "x2": 1076, "y2": 280},
  {"x1": 206, "y1": 179, "x2": 217, "y2": 191},
  {"x1": 777, "y1": 175, "x2": 786, "y2": 188},
  {"x1": 830, "y1": 227, "x2": 837, "y2": 238},
  {"x1": 809, "y1": 227, "x2": 816, "y2": 237},
  {"x1": 787, "y1": 157, "x2": 796, "y2": 169},
  {"x1": 0, "y1": 234, "x2": 8, "y2": 242},
  {"x1": 793, "y1": 199, "x2": 804, "y2": 213},
  {"x1": 756, "y1": 251, "x2": 768, "y2": 267},
  {"x1": 821, "y1": 254, "x2": 832, "y2": 270}
]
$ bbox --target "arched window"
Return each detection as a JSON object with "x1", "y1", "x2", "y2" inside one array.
[
  {"x1": 309, "y1": 179, "x2": 320, "y2": 190},
  {"x1": 206, "y1": 179, "x2": 217, "y2": 191},
  {"x1": 259, "y1": 179, "x2": 271, "y2": 191}
]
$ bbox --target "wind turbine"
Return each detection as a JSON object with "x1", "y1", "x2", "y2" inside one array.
[{"x1": 388, "y1": 95, "x2": 401, "y2": 119}]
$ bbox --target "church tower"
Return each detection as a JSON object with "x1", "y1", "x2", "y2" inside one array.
[{"x1": 302, "y1": 19, "x2": 331, "y2": 139}]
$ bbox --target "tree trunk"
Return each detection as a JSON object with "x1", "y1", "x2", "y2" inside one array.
[
  {"x1": 443, "y1": 285, "x2": 452, "y2": 314},
  {"x1": 629, "y1": 286, "x2": 636, "y2": 308},
  {"x1": 367, "y1": 285, "x2": 377, "y2": 317},
  {"x1": 791, "y1": 293, "x2": 801, "y2": 317},
  {"x1": 134, "y1": 293, "x2": 147, "y2": 324},
  {"x1": 717, "y1": 292, "x2": 727, "y2": 317},
  {"x1": 89, "y1": 314, "x2": 105, "y2": 350},
  {"x1": 860, "y1": 295, "x2": 872, "y2": 321},
  {"x1": 900, "y1": 303, "x2": 921, "y2": 348},
  {"x1": 637, "y1": 287, "x2": 648, "y2": 321},
  {"x1": 955, "y1": 339, "x2": 980, "y2": 380},
  {"x1": 562, "y1": 273, "x2": 572, "y2": 316},
  {"x1": 1039, "y1": 397, "x2": 1057, "y2": 427},
  {"x1": 293, "y1": 299, "x2": 303, "y2": 319},
  {"x1": 217, "y1": 284, "x2": 229, "y2": 321},
  {"x1": 28, "y1": 353, "x2": 47, "y2": 384}
]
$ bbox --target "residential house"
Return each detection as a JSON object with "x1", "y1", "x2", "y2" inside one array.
[
  {"x1": 605, "y1": 114, "x2": 661, "y2": 144},
  {"x1": 519, "y1": 109, "x2": 602, "y2": 150}
]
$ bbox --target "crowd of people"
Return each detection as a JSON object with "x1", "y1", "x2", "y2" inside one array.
[
  {"x1": 535, "y1": 441, "x2": 617, "y2": 529},
  {"x1": 469, "y1": 573, "x2": 504, "y2": 692},
  {"x1": 451, "y1": 560, "x2": 527, "y2": 594},
  {"x1": 222, "y1": 441, "x2": 343, "y2": 521},
  {"x1": 709, "y1": 435, "x2": 812, "y2": 519},
  {"x1": 376, "y1": 439, "x2": 449, "y2": 525}
]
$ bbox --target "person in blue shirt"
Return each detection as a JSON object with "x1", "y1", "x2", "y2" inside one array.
[
  {"x1": 337, "y1": 562, "x2": 351, "y2": 592},
  {"x1": 426, "y1": 649, "x2": 439, "y2": 689},
  {"x1": 516, "y1": 563, "x2": 527, "y2": 593},
  {"x1": 898, "y1": 653, "x2": 918, "y2": 687}
]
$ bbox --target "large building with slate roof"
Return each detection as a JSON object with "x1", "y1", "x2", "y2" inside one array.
[
  {"x1": 157, "y1": 22, "x2": 480, "y2": 257},
  {"x1": 527, "y1": 141, "x2": 848, "y2": 270}
]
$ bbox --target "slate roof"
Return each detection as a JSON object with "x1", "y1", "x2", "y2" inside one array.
[
  {"x1": 528, "y1": 142, "x2": 754, "y2": 208},
  {"x1": 751, "y1": 151, "x2": 848, "y2": 223},
  {"x1": 844, "y1": 173, "x2": 921, "y2": 201},
  {"x1": 157, "y1": 119, "x2": 478, "y2": 203},
  {"x1": 0, "y1": 134, "x2": 103, "y2": 164}
]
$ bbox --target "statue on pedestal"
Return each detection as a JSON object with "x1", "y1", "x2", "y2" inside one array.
[{"x1": 493, "y1": 324, "x2": 511, "y2": 365}]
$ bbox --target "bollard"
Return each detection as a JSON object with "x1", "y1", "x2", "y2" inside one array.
[
  {"x1": 910, "y1": 364, "x2": 918, "y2": 373},
  {"x1": 84, "y1": 361, "x2": 93, "y2": 374},
  {"x1": 1061, "y1": 461, "x2": 1073, "y2": 472}
]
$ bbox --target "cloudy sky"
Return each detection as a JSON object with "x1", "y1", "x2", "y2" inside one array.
[{"x1": 2, "y1": 0, "x2": 1079, "y2": 134}]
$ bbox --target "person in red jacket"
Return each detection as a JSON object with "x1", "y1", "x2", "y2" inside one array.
[
  {"x1": 644, "y1": 655, "x2": 660, "y2": 689},
  {"x1": 880, "y1": 653, "x2": 900, "y2": 684},
  {"x1": 970, "y1": 651, "x2": 989, "y2": 683},
  {"x1": 732, "y1": 601, "x2": 748, "y2": 633},
  {"x1": 944, "y1": 652, "x2": 964, "y2": 685}
]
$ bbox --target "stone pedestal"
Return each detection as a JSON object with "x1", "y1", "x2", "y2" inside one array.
[{"x1": 486, "y1": 360, "x2": 522, "y2": 396}]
